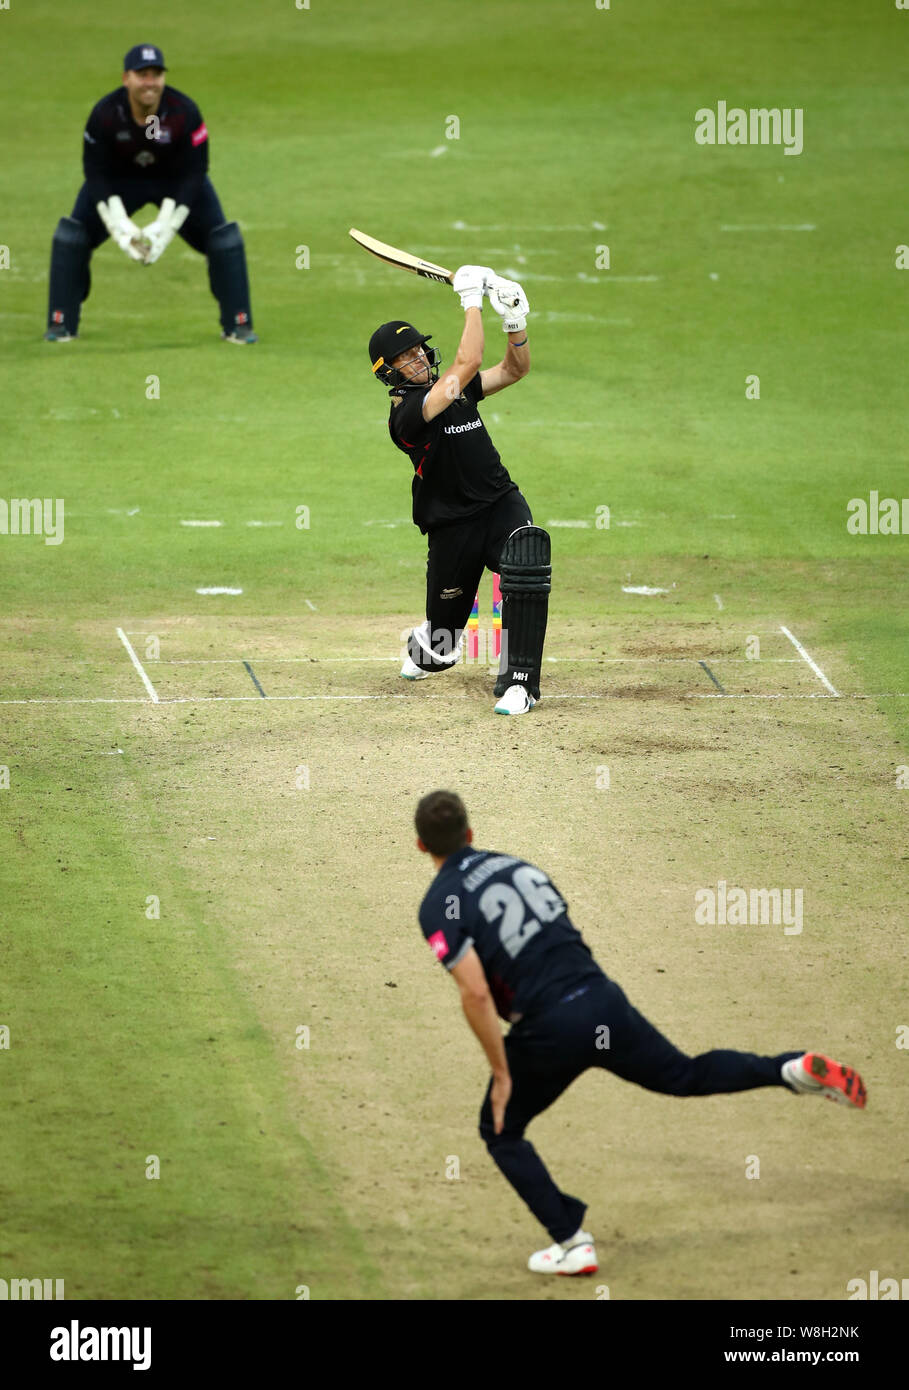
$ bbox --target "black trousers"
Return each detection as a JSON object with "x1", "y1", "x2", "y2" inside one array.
[
  {"x1": 411, "y1": 487, "x2": 533, "y2": 668},
  {"x1": 478, "y1": 974, "x2": 803, "y2": 1243}
]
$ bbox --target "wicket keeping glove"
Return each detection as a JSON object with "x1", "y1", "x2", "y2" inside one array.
[
  {"x1": 96, "y1": 196, "x2": 146, "y2": 262},
  {"x1": 139, "y1": 198, "x2": 190, "y2": 265}
]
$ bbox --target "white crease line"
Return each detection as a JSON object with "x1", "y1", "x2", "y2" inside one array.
[
  {"x1": 181, "y1": 520, "x2": 222, "y2": 527},
  {"x1": 779, "y1": 625, "x2": 840, "y2": 696},
  {"x1": 683, "y1": 693, "x2": 833, "y2": 700},
  {"x1": 0, "y1": 698, "x2": 152, "y2": 705},
  {"x1": 2, "y1": 693, "x2": 908, "y2": 707},
  {"x1": 714, "y1": 594, "x2": 724, "y2": 610},
  {"x1": 149, "y1": 655, "x2": 803, "y2": 665},
  {"x1": 115, "y1": 627, "x2": 159, "y2": 703}
]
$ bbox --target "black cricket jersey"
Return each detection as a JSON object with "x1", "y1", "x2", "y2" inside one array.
[
  {"x1": 82, "y1": 86, "x2": 209, "y2": 207},
  {"x1": 388, "y1": 374, "x2": 517, "y2": 535},
  {"x1": 419, "y1": 849, "x2": 605, "y2": 1022}
]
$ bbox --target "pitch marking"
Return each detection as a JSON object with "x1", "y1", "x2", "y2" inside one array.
[
  {"x1": 116, "y1": 627, "x2": 159, "y2": 703},
  {"x1": 243, "y1": 660, "x2": 267, "y2": 697},
  {"x1": 698, "y1": 660, "x2": 726, "y2": 693},
  {"x1": 779, "y1": 625, "x2": 840, "y2": 696},
  {"x1": 3, "y1": 692, "x2": 909, "y2": 708}
]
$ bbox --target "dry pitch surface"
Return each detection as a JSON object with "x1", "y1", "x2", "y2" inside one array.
[{"x1": 3, "y1": 607, "x2": 905, "y2": 1300}]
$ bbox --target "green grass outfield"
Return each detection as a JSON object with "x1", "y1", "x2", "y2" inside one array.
[{"x1": 1, "y1": 0, "x2": 907, "y2": 1301}]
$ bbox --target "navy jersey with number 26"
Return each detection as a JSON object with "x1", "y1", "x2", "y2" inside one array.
[{"x1": 419, "y1": 849, "x2": 605, "y2": 1022}]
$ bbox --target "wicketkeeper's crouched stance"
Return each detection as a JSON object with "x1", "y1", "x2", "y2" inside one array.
[
  {"x1": 44, "y1": 44, "x2": 255, "y2": 344},
  {"x1": 370, "y1": 267, "x2": 549, "y2": 715}
]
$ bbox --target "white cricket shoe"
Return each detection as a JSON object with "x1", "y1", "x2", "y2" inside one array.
[
  {"x1": 401, "y1": 653, "x2": 430, "y2": 680},
  {"x1": 494, "y1": 684, "x2": 536, "y2": 715},
  {"x1": 781, "y1": 1052, "x2": 867, "y2": 1109},
  {"x1": 528, "y1": 1230, "x2": 598, "y2": 1275}
]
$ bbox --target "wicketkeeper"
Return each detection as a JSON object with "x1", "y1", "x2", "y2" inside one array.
[
  {"x1": 369, "y1": 267, "x2": 550, "y2": 716},
  {"x1": 44, "y1": 44, "x2": 256, "y2": 344}
]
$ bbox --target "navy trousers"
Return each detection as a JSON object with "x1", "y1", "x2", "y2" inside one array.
[
  {"x1": 478, "y1": 974, "x2": 803, "y2": 1243},
  {"x1": 71, "y1": 176, "x2": 226, "y2": 253},
  {"x1": 54, "y1": 177, "x2": 233, "y2": 334}
]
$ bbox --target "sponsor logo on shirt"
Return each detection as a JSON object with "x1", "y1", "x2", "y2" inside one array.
[
  {"x1": 191, "y1": 122, "x2": 208, "y2": 146},
  {"x1": 156, "y1": 128, "x2": 172, "y2": 144},
  {"x1": 134, "y1": 150, "x2": 155, "y2": 167},
  {"x1": 116, "y1": 130, "x2": 132, "y2": 141},
  {"x1": 443, "y1": 417, "x2": 482, "y2": 435},
  {"x1": 427, "y1": 930, "x2": 449, "y2": 960}
]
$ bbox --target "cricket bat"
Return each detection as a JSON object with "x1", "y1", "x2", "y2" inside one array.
[{"x1": 349, "y1": 228, "x2": 453, "y2": 284}]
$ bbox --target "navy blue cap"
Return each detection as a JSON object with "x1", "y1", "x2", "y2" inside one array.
[{"x1": 124, "y1": 44, "x2": 166, "y2": 72}]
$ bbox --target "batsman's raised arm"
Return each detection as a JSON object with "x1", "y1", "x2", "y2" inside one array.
[
  {"x1": 420, "y1": 265, "x2": 491, "y2": 421},
  {"x1": 480, "y1": 276, "x2": 530, "y2": 396}
]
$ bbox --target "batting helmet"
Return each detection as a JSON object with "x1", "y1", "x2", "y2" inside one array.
[{"x1": 368, "y1": 320, "x2": 441, "y2": 390}]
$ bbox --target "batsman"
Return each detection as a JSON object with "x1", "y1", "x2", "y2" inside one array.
[
  {"x1": 369, "y1": 267, "x2": 550, "y2": 715},
  {"x1": 44, "y1": 44, "x2": 256, "y2": 344}
]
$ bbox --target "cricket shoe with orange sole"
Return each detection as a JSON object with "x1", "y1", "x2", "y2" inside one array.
[
  {"x1": 528, "y1": 1230, "x2": 598, "y2": 1275},
  {"x1": 781, "y1": 1053, "x2": 867, "y2": 1109}
]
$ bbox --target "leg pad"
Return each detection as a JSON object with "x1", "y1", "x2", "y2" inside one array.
[
  {"x1": 495, "y1": 526, "x2": 551, "y2": 699},
  {"x1": 47, "y1": 218, "x2": 91, "y2": 334},
  {"x1": 206, "y1": 221, "x2": 253, "y2": 334}
]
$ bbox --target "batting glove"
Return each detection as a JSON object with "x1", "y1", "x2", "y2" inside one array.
[
  {"x1": 139, "y1": 198, "x2": 190, "y2": 265},
  {"x1": 487, "y1": 277, "x2": 529, "y2": 332},
  {"x1": 97, "y1": 196, "x2": 146, "y2": 262},
  {"x1": 453, "y1": 264, "x2": 495, "y2": 311}
]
